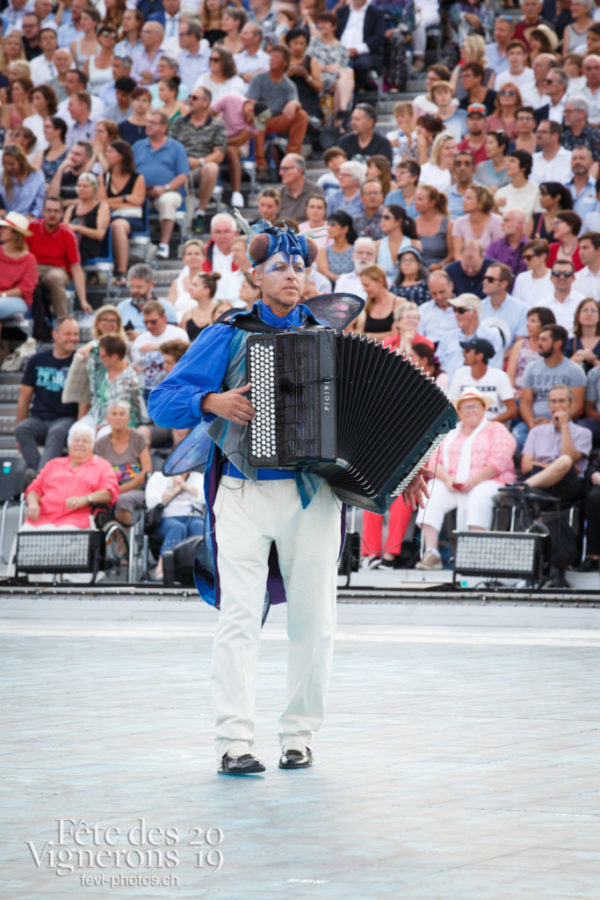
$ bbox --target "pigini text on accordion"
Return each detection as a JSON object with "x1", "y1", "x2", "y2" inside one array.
[{"x1": 246, "y1": 330, "x2": 458, "y2": 514}]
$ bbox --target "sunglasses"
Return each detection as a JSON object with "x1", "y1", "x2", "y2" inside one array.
[
  {"x1": 380, "y1": 213, "x2": 395, "y2": 219},
  {"x1": 551, "y1": 271, "x2": 573, "y2": 278},
  {"x1": 522, "y1": 254, "x2": 535, "y2": 260},
  {"x1": 453, "y1": 307, "x2": 471, "y2": 314},
  {"x1": 482, "y1": 275, "x2": 499, "y2": 282},
  {"x1": 499, "y1": 89, "x2": 517, "y2": 96}
]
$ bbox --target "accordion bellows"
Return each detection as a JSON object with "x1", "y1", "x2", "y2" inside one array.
[{"x1": 247, "y1": 330, "x2": 458, "y2": 513}]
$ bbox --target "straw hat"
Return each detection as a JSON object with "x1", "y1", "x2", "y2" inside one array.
[
  {"x1": 0, "y1": 211, "x2": 32, "y2": 237},
  {"x1": 455, "y1": 386, "x2": 493, "y2": 410},
  {"x1": 525, "y1": 24, "x2": 559, "y2": 53}
]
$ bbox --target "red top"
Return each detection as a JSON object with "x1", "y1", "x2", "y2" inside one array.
[
  {"x1": 547, "y1": 243, "x2": 583, "y2": 272},
  {"x1": 0, "y1": 248, "x2": 38, "y2": 307},
  {"x1": 25, "y1": 455, "x2": 120, "y2": 528},
  {"x1": 457, "y1": 138, "x2": 488, "y2": 166},
  {"x1": 26, "y1": 221, "x2": 80, "y2": 276}
]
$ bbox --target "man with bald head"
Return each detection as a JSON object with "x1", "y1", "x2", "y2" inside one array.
[
  {"x1": 576, "y1": 55, "x2": 600, "y2": 125},
  {"x1": 419, "y1": 271, "x2": 457, "y2": 343},
  {"x1": 523, "y1": 53, "x2": 557, "y2": 108},
  {"x1": 131, "y1": 20, "x2": 165, "y2": 84},
  {"x1": 486, "y1": 209, "x2": 529, "y2": 276},
  {"x1": 278, "y1": 154, "x2": 324, "y2": 221}
]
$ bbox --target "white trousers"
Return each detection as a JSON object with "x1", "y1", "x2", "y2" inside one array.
[
  {"x1": 211, "y1": 476, "x2": 341, "y2": 759},
  {"x1": 417, "y1": 479, "x2": 499, "y2": 533}
]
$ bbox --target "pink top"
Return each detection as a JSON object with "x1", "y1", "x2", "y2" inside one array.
[
  {"x1": 25, "y1": 455, "x2": 120, "y2": 528},
  {"x1": 211, "y1": 93, "x2": 257, "y2": 139},
  {"x1": 452, "y1": 213, "x2": 503, "y2": 252},
  {"x1": 0, "y1": 249, "x2": 38, "y2": 307},
  {"x1": 439, "y1": 421, "x2": 516, "y2": 484}
]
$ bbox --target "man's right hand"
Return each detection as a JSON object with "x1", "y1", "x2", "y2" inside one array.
[{"x1": 202, "y1": 383, "x2": 255, "y2": 424}]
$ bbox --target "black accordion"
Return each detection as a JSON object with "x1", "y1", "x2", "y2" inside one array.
[{"x1": 246, "y1": 330, "x2": 457, "y2": 513}]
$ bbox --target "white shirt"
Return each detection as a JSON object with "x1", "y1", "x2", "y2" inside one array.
[
  {"x1": 419, "y1": 162, "x2": 451, "y2": 192},
  {"x1": 494, "y1": 180, "x2": 541, "y2": 219},
  {"x1": 520, "y1": 83, "x2": 548, "y2": 109},
  {"x1": 531, "y1": 147, "x2": 572, "y2": 185},
  {"x1": 145, "y1": 471, "x2": 205, "y2": 517},
  {"x1": 30, "y1": 54, "x2": 57, "y2": 85},
  {"x1": 234, "y1": 48, "x2": 269, "y2": 78},
  {"x1": 418, "y1": 301, "x2": 457, "y2": 344},
  {"x1": 332, "y1": 270, "x2": 366, "y2": 299},
  {"x1": 342, "y1": 4, "x2": 369, "y2": 55},
  {"x1": 574, "y1": 266, "x2": 600, "y2": 301},
  {"x1": 545, "y1": 97, "x2": 566, "y2": 124},
  {"x1": 495, "y1": 68, "x2": 535, "y2": 94},
  {"x1": 537, "y1": 289, "x2": 584, "y2": 335},
  {"x1": 449, "y1": 365, "x2": 514, "y2": 419},
  {"x1": 512, "y1": 269, "x2": 552, "y2": 305}
]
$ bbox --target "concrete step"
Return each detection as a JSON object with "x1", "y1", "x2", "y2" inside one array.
[
  {"x1": 0, "y1": 416, "x2": 17, "y2": 436},
  {"x1": 0, "y1": 384, "x2": 20, "y2": 403}
]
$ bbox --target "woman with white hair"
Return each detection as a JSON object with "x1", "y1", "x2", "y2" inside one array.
[
  {"x1": 95, "y1": 400, "x2": 152, "y2": 526},
  {"x1": 23, "y1": 422, "x2": 119, "y2": 529},
  {"x1": 325, "y1": 159, "x2": 366, "y2": 218}
]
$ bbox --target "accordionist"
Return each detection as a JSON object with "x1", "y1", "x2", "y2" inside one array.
[{"x1": 148, "y1": 221, "x2": 427, "y2": 778}]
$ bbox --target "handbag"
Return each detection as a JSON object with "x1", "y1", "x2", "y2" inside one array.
[
  {"x1": 145, "y1": 503, "x2": 164, "y2": 532},
  {"x1": 61, "y1": 351, "x2": 91, "y2": 405}
]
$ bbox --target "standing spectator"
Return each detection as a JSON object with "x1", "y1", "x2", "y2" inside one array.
[
  {"x1": 117, "y1": 263, "x2": 177, "y2": 337},
  {"x1": 575, "y1": 231, "x2": 600, "y2": 300},
  {"x1": 0, "y1": 145, "x2": 45, "y2": 218},
  {"x1": 446, "y1": 241, "x2": 492, "y2": 299},
  {"x1": 170, "y1": 86, "x2": 226, "y2": 226},
  {"x1": 16, "y1": 315, "x2": 80, "y2": 478},
  {"x1": 335, "y1": 0, "x2": 383, "y2": 95},
  {"x1": 276, "y1": 153, "x2": 324, "y2": 222},
  {"x1": 531, "y1": 121, "x2": 572, "y2": 184},
  {"x1": 0, "y1": 211, "x2": 38, "y2": 337},
  {"x1": 352, "y1": 179, "x2": 384, "y2": 241},
  {"x1": 27, "y1": 195, "x2": 91, "y2": 315},
  {"x1": 133, "y1": 110, "x2": 189, "y2": 259},
  {"x1": 338, "y1": 103, "x2": 393, "y2": 165},
  {"x1": 486, "y1": 208, "x2": 530, "y2": 276},
  {"x1": 131, "y1": 300, "x2": 187, "y2": 398},
  {"x1": 449, "y1": 337, "x2": 517, "y2": 422},
  {"x1": 512, "y1": 239, "x2": 552, "y2": 303},
  {"x1": 480, "y1": 261, "x2": 528, "y2": 346},
  {"x1": 247, "y1": 43, "x2": 309, "y2": 181}
]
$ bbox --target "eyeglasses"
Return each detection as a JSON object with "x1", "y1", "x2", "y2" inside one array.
[
  {"x1": 279, "y1": 165, "x2": 298, "y2": 171},
  {"x1": 482, "y1": 275, "x2": 499, "y2": 282},
  {"x1": 453, "y1": 307, "x2": 471, "y2": 314},
  {"x1": 499, "y1": 89, "x2": 516, "y2": 96},
  {"x1": 188, "y1": 94, "x2": 202, "y2": 100},
  {"x1": 522, "y1": 254, "x2": 535, "y2": 260},
  {"x1": 144, "y1": 318, "x2": 161, "y2": 325},
  {"x1": 551, "y1": 271, "x2": 574, "y2": 278}
]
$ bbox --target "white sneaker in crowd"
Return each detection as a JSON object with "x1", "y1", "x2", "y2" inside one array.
[
  {"x1": 231, "y1": 191, "x2": 245, "y2": 208},
  {"x1": 156, "y1": 243, "x2": 170, "y2": 259}
]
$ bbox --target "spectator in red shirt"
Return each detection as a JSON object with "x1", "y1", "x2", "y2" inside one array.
[
  {"x1": 0, "y1": 211, "x2": 38, "y2": 338},
  {"x1": 26, "y1": 195, "x2": 92, "y2": 316}
]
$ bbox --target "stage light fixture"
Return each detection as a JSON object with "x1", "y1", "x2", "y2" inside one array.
[{"x1": 453, "y1": 530, "x2": 550, "y2": 584}]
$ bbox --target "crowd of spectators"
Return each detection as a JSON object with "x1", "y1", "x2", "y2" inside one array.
[{"x1": 4, "y1": 0, "x2": 600, "y2": 580}]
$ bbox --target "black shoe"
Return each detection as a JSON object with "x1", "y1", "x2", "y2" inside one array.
[
  {"x1": 219, "y1": 752, "x2": 265, "y2": 775},
  {"x1": 256, "y1": 167, "x2": 270, "y2": 183},
  {"x1": 279, "y1": 747, "x2": 313, "y2": 769},
  {"x1": 24, "y1": 467, "x2": 37, "y2": 488}
]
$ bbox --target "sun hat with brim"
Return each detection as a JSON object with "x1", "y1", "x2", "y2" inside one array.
[
  {"x1": 0, "y1": 211, "x2": 32, "y2": 237},
  {"x1": 455, "y1": 386, "x2": 493, "y2": 411},
  {"x1": 525, "y1": 24, "x2": 559, "y2": 52}
]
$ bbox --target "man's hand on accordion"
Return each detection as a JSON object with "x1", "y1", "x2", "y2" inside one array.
[
  {"x1": 402, "y1": 472, "x2": 430, "y2": 511},
  {"x1": 202, "y1": 383, "x2": 256, "y2": 425}
]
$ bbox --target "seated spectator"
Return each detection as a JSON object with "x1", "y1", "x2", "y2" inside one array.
[
  {"x1": 234, "y1": 21, "x2": 268, "y2": 86},
  {"x1": 180, "y1": 272, "x2": 220, "y2": 342},
  {"x1": 117, "y1": 86, "x2": 151, "y2": 146},
  {"x1": 310, "y1": 12, "x2": 353, "y2": 121},
  {"x1": 84, "y1": 23, "x2": 118, "y2": 95},
  {"x1": 23, "y1": 422, "x2": 119, "y2": 530},
  {"x1": 256, "y1": 187, "x2": 281, "y2": 223},
  {"x1": 16, "y1": 316, "x2": 80, "y2": 479},
  {"x1": 277, "y1": 153, "x2": 324, "y2": 222},
  {"x1": 79, "y1": 333, "x2": 146, "y2": 432},
  {"x1": 518, "y1": 324, "x2": 586, "y2": 450},
  {"x1": 565, "y1": 297, "x2": 600, "y2": 373},
  {"x1": 194, "y1": 45, "x2": 245, "y2": 104},
  {"x1": 547, "y1": 211, "x2": 583, "y2": 271},
  {"x1": 316, "y1": 146, "x2": 347, "y2": 204},
  {"x1": 506, "y1": 306, "x2": 556, "y2": 397},
  {"x1": 284, "y1": 26, "x2": 323, "y2": 125},
  {"x1": 117, "y1": 264, "x2": 177, "y2": 338},
  {"x1": 532, "y1": 182, "x2": 573, "y2": 243},
  {"x1": 335, "y1": 0, "x2": 383, "y2": 96},
  {"x1": 177, "y1": 19, "x2": 210, "y2": 88},
  {"x1": 392, "y1": 247, "x2": 429, "y2": 306},
  {"x1": 487, "y1": 81, "x2": 523, "y2": 142},
  {"x1": 428, "y1": 82, "x2": 466, "y2": 142},
  {"x1": 449, "y1": 337, "x2": 517, "y2": 423},
  {"x1": 27, "y1": 195, "x2": 91, "y2": 315},
  {"x1": 95, "y1": 400, "x2": 152, "y2": 526},
  {"x1": 63, "y1": 304, "x2": 127, "y2": 407},
  {"x1": 456, "y1": 61, "x2": 497, "y2": 115},
  {"x1": 145, "y1": 468, "x2": 205, "y2": 581},
  {"x1": 532, "y1": 120, "x2": 572, "y2": 185},
  {"x1": 410, "y1": 341, "x2": 449, "y2": 392},
  {"x1": 209, "y1": 93, "x2": 260, "y2": 210},
  {"x1": 374, "y1": 205, "x2": 419, "y2": 283},
  {"x1": 511, "y1": 105, "x2": 538, "y2": 156},
  {"x1": 385, "y1": 102, "x2": 417, "y2": 168},
  {"x1": 131, "y1": 20, "x2": 165, "y2": 86},
  {"x1": 131, "y1": 300, "x2": 187, "y2": 399},
  {"x1": 47, "y1": 139, "x2": 94, "y2": 208},
  {"x1": 239, "y1": 271, "x2": 261, "y2": 309},
  {"x1": 446, "y1": 241, "x2": 492, "y2": 299},
  {"x1": 456, "y1": 105, "x2": 488, "y2": 168},
  {"x1": 418, "y1": 271, "x2": 457, "y2": 343},
  {"x1": 494, "y1": 150, "x2": 541, "y2": 219},
  {"x1": 561, "y1": 96, "x2": 600, "y2": 161},
  {"x1": 419, "y1": 132, "x2": 457, "y2": 193},
  {"x1": 355, "y1": 264, "x2": 404, "y2": 341},
  {"x1": 383, "y1": 302, "x2": 431, "y2": 356},
  {"x1": 575, "y1": 231, "x2": 600, "y2": 300},
  {"x1": 520, "y1": 384, "x2": 591, "y2": 503},
  {"x1": 485, "y1": 16, "x2": 514, "y2": 76},
  {"x1": 334, "y1": 236, "x2": 376, "y2": 298},
  {"x1": 495, "y1": 40, "x2": 533, "y2": 97},
  {"x1": 201, "y1": 212, "x2": 240, "y2": 300},
  {"x1": 480, "y1": 261, "x2": 528, "y2": 347},
  {"x1": 65, "y1": 90, "x2": 96, "y2": 148},
  {"x1": 486, "y1": 208, "x2": 529, "y2": 277},
  {"x1": 298, "y1": 194, "x2": 329, "y2": 247},
  {"x1": 582, "y1": 452, "x2": 600, "y2": 567},
  {"x1": 413, "y1": 65, "x2": 451, "y2": 117},
  {"x1": 413, "y1": 184, "x2": 453, "y2": 271},
  {"x1": 316, "y1": 211, "x2": 355, "y2": 285},
  {"x1": 97, "y1": 139, "x2": 146, "y2": 287},
  {"x1": 0, "y1": 211, "x2": 38, "y2": 338},
  {"x1": 563, "y1": 0, "x2": 594, "y2": 56},
  {"x1": 474, "y1": 130, "x2": 510, "y2": 192},
  {"x1": 338, "y1": 102, "x2": 393, "y2": 165},
  {"x1": 538, "y1": 261, "x2": 584, "y2": 335},
  {"x1": 512, "y1": 239, "x2": 552, "y2": 303},
  {"x1": 62, "y1": 172, "x2": 110, "y2": 265},
  {"x1": 438, "y1": 293, "x2": 504, "y2": 378},
  {"x1": 447, "y1": 151, "x2": 476, "y2": 221},
  {"x1": 247, "y1": 42, "x2": 309, "y2": 180},
  {"x1": 166, "y1": 239, "x2": 206, "y2": 321},
  {"x1": 452, "y1": 185, "x2": 502, "y2": 258},
  {"x1": 325, "y1": 159, "x2": 365, "y2": 219},
  {"x1": 415, "y1": 387, "x2": 516, "y2": 570},
  {"x1": 0, "y1": 144, "x2": 45, "y2": 218},
  {"x1": 133, "y1": 110, "x2": 189, "y2": 260},
  {"x1": 70, "y1": 7, "x2": 100, "y2": 72},
  {"x1": 1, "y1": 77, "x2": 34, "y2": 130},
  {"x1": 32, "y1": 116, "x2": 68, "y2": 184},
  {"x1": 103, "y1": 74, "x2": 136, "y2": 125}
]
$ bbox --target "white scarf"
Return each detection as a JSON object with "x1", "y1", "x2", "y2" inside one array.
[{"x1": 442, "y1": 419, "x2": 488, "y2": 483}]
